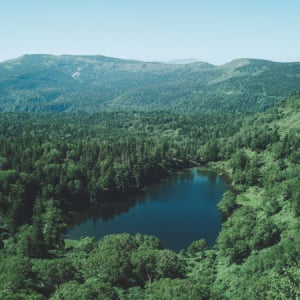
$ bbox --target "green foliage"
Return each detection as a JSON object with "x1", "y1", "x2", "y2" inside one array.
[
  {"x1": 1, "y1": 55, "x2": 300, "y2": 113},
  {"x1": 32, "y1": 258, "x2": 78, "y2": 296},
  {"x1": 131, "y1": 249, "x2": 185, "y2": 285},
  {"x1": 0, "y1": 254, "x2": 35, "y2": 294},
  {"x1": 144, "y1": 278, "x2": 206, "y2": 300},
  {"x1": 16, "y1": 225, "x2": 46, "y2": 258},
  {"x1": 0, "y1": 110, "x2": 241, "y2": 239},
  {"x1": 212, "y1": 240, "x2": 300, "y2": 299},
  {"x1": 41, "y1": 201, "x2": 65, "y2": 250},
  {"x1": 84, "y1": 234, "x2": 137, "y2": 286},
  {"x1": 217, "y1": 207, "x2": 256, "y2": 263},
  {"x1": 82, "y1": 234, "x2": 185, "y2": 287},
  {"x1": 0, "y1": 290, "x2": 46, "y2": 300},
  {"x1": 218, "y1": 206, "x2": 280, "y2": 263},
  {"x1": 187, "y1": 239, "x2": 207, "y2": 256},
  {"x1": 267, "y1": 264, "x2": 300, "y2": 299},
  {"x1": 50, "y1": 279, "x2": 118, "y2": 300},
  {"x1": 0, "y1": 92, "x2": 299, "y2": 298},
  {"x1": 217, "y1": 190, "x2": 237, "y2": 215},
  {"x1": 69, "y1": 236, "x2": 97, "y2": 254}
]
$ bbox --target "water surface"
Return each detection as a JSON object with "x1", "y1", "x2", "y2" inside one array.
[{"x1": 66, "y1": 168, "x2": 228, "y2": 251}]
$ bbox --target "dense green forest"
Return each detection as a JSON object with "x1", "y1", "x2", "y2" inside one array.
[
  {"x1": 1, "y1": 55, "x2": 300, "y2": 113},
  {"x1": 0, "y1": 92, "x2": 299, "y2": 299}
]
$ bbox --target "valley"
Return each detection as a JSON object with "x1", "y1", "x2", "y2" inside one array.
[{"x1": 0, "y1": 55, "x2": 299, "y2": 299}]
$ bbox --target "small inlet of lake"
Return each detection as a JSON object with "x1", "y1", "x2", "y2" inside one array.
[{"x1": 66, "y1": 167, "x2": 229, "y2": 252}]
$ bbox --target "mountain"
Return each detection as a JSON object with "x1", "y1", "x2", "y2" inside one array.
[
  {"x1": 163, "y1": 58, "x2": 201, "y2": 64},
  {"x1": 0, "y1": 54, "x2": 300, "y2": 113}
]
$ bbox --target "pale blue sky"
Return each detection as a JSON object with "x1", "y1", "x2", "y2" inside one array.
[{"x1": 1, "y1": 0, "x2": 300, "y2": 64}]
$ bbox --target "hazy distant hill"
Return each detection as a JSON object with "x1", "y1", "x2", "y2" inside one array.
[{"x1": 0, "y1": 54, "x2": 299, "y2": 113}]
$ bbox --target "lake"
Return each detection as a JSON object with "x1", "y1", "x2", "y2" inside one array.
[{"x1": 66, "y1": 167, "x2": 229, "y2": 251}]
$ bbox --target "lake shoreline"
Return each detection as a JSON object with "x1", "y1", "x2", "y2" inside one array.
[{"x1": 65, "y1": 167, "x2": 229, "y2": 252}]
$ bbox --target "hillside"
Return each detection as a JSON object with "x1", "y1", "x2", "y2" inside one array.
[
  {"x1": 201, "y1": 92, "x2": 300, "y2": 299},
  {"x1": 1, "y1": 54, "x2": 300, "y2": 113},
  {"x1": 0, "y1": 93, "x2": 299, "y2": 298}
]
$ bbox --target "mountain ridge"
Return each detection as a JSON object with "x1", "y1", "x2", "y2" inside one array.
[{"x1": 1, "y1": 54, "x2": 300, "y2": 113}]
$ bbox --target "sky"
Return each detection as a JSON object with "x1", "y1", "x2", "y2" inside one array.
[{"x1": 1, "y1": 0, "x2": 300, "y2": 65}]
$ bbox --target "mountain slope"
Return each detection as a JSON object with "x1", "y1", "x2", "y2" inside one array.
[
  {"x1": 208, "y1": 92, "x2": 300, "y2": 299},
  {"x1": 0, "y1": 54, "x2": 300, "y2": 113}
]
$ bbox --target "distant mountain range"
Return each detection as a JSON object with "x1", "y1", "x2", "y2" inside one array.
[
  {"x1": 0, "y1": 54, "x2": 299, "y2": 113},
  {"x1": 163, "y1": 58, "x2": 201, "y2": 64}
]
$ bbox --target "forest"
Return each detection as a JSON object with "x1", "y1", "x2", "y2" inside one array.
[
  {"x1": 0, "y1": 92, "x2": 299, "y2": 299},
  {"x1": 1, "y1": 55, "x2": 300, "y2": 114}
]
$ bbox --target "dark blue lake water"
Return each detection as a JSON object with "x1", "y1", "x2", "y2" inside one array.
[{"x1": 66, "y1": 168, "x2": 228, "y2": 251}]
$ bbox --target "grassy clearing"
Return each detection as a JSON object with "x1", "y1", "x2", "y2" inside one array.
[{"x1": 236, "y1": 186, "x2": 264, "y2": 208}]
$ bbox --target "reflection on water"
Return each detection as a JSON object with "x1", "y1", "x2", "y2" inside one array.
[
  {"x1": 67, "y1": 193, "x2": 146, "y2": 225},
  {"x1": 66, "y1": 167, "x2": 229, "y2": 251}
]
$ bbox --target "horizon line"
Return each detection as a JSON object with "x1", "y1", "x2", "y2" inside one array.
[{"x1": 1, "y1": 53, "x2": 300, "y2": 66}]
